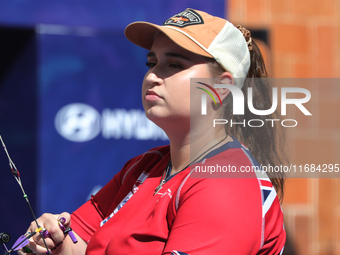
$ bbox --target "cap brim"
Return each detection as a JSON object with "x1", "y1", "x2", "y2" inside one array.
[{"x1": 124, "y1": 21, "x2": 212, "y2": 58}]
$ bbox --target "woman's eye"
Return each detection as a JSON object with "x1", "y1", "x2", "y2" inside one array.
[
  {"x1": 145, "y1": 61, "x2": 183, "y2": 70},
  {"x1": 145, "y1": 61, "x2": 156, "y2": 68},
  {"x1": 168, "y1": 63, "x2": 183, "y2": 69}
]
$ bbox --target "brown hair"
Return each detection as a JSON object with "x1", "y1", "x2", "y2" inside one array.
[{"x1": 207, "y1": 38, "x2": 287, "y2": 201}]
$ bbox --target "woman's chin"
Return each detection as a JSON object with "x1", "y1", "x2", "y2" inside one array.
[{"x1": 145, "y1": 112, "x2": 168, "y2": 126}]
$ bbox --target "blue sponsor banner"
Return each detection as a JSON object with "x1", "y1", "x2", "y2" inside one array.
[
  {"x1": 37, "y1": 28, "x2": 169, "y2": 214},
  {"x1": 0, "y1": 0, "x2": 224, "y2": 246}
]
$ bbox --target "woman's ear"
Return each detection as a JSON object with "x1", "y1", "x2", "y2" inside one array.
[
  {"x1": 215, "y1": 72, "x2": 234, "y2": 102},
  {"x1": 219, "y1": 72, "x2": 233, "y2": 85}
]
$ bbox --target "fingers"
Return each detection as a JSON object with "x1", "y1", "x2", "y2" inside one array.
[
  {"x1": 21, "y1": 212, "x2": 71, "y2": 254},
  {"x1": 17, "y1": 248, "x2": 34, "y2": 255},
  {"x1": 17, "y1": 248, "x2": 30, "y2": 255},
  {"x1": 23, "y1": 237, "x2": 52, "y2": 254}
]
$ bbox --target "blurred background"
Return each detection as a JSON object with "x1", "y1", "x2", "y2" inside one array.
[{"x1": 0, "y1": 0, "x2": 339, "y2": 255}]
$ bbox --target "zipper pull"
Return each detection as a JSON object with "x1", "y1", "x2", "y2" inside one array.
[
  {"x1": 154, "y1": 180, "x2": 165, "y2": 195},
  {"x1": 154, "y1": 186, "x2": 162, "y2": 195}
]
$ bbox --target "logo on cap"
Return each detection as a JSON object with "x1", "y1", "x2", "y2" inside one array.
[{"x1": 163, "y1": 9, "x2": 204, "y2": 27}]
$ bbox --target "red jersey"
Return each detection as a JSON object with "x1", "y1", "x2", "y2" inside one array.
[{"x1": 71, "y1": 139, "x2": 286, "y2": 254}]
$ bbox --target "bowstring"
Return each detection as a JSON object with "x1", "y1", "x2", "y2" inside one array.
[{"x1": 0, "y1": 134, "x2": 51, "y2": 255}]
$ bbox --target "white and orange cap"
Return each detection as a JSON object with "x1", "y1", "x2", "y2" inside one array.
[{"x1": 125, "y1": 8, "x2": 251, "y2": 88}]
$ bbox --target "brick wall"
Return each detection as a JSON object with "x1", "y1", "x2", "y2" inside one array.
[{"x1": 227, "y1": 0, "x2": 340, "y2": 254}]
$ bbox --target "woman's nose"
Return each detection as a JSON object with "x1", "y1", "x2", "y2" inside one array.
[{"x1": 145, "y1": 71, "x2": 163, "y2": 85}]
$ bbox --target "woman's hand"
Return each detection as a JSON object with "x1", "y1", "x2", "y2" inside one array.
[{"x1": 17, "y1": 212, "x2": 72, "y2": 255}]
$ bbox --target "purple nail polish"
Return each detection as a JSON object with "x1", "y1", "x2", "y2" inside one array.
[
  {"x1": 42, "y1": 229, "x2": 51, "y2": 238},
  {"x1": 59, "y1": 217, "x2": 66, "y2": 224}
]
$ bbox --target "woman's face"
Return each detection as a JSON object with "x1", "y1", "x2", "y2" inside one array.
[{"x1": 142, "y1": 33, "x2": 213, "y2": 130}]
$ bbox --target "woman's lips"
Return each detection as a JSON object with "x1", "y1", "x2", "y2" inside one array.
[{"x1": 145, "y1": 90, "x2": 163, "y2": 101}]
